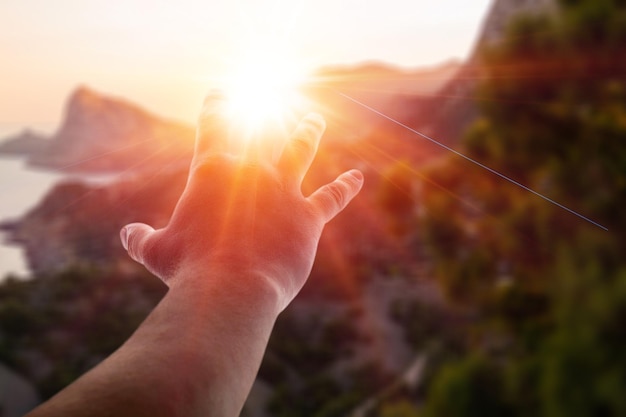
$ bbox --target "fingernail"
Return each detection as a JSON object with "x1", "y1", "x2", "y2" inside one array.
[
  {"x1": 349, "y1": 169, "x2": 364, "y2": 182},
  {"x1": 204, "y1": 89, "x2": 225, "y2": 102},
  {"x1": 305, "y1": 112, "x2": 326, "y2": 127},
  {"x1": 202, "y1": 90, "x2": 227, "y2": 111},
  {"x1": 120, "y1": 227, "x2": 128, "y2": 250}
]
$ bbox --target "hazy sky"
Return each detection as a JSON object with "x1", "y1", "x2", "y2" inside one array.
[{"x1": 0, "y1": 0, "x2": 492, "y2": 129}]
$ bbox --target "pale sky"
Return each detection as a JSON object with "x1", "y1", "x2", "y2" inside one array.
[{"x1": 0, "y1": 0, "x2": 492, "y2": 131}]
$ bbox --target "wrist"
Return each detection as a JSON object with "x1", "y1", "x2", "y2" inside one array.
[{"x1": 167, "y1": 263, "x2": 285, "y2": 317}]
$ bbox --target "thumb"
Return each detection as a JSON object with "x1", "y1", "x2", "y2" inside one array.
[
  {"x1": 309, "y1": 169, "x2": 364, "y2": 223},
  {"x1": 120, "y1": 222, "x2": 155, "y2": 265}
]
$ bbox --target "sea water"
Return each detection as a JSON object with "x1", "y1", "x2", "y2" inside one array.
[
  {"x1": 0, "y1": 157, "x2": 62, "y2": 279},
  {"x1": 0, "y1": 149, "x2": 124, "y2": 283}
]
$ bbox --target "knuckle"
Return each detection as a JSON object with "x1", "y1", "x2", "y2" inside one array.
[
  {"x1": 141, "y1": 232, "x2": 181, "y2": 278},
  {"x1": 126, "y1": 231, "x2": 143, "y2": 262},
  {"x1": 290, "y1": 135, "x2": 315, "y2": 157},
  {"x1": 141, "y1": 236, "x2": 160, "y2": 265},
  {"x1": 326, "y1": 183, "x2": 346, "y2": 208},
  {"x1": 191, "y1": 154, "x2": 233, "y2": 176},
  {"x1": 198, "y1": 103, "x2": 226, "y2": 125},
  {"x1": 302, "y1": 115, "x2": 326, "y2": 132}
]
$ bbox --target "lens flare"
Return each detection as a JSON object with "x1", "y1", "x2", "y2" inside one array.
[{"x1": 221, "y1": 42, "x2": 308, "y2": 132}]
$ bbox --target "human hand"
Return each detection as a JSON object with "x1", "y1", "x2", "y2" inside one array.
[
  {"x1": 25, "y1": 93, "x2": 363, "y2": 417},
  {"x1": 120, "y1": 92, "x2": 363, "y2": 310}
]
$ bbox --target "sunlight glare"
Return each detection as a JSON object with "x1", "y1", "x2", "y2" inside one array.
[{"x1": 222, "y1": 41, "x2": 309, "y2": 133}]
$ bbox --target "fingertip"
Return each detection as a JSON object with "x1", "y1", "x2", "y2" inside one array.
[
  {"x1": 337, "y1": 169, "x2": 365, "y2": 195},
  {"x1": 309, "y1": 169, "x2": 364, "y2": 223},
  {"x1": 120, "y1": 226, "x2": 128, "y2": 250},
  {"x1": 203, "y1": 89, "x2": 226, "y2": 105},
  {"x1": 303, "y1": 112, "x2": 326, "y2": 131},
  {"x1": 200, "y1": 90, "x2": 227, "y2": 119},
  {"x1": 341, "y1": 170, "x2": 365, "y2": 202},
  {"x1": 120, "y1": 223, "x2": 155, "y2": 264},
  {"x1": 347, "y1": 169, "x2": 364, "y2": 184}
]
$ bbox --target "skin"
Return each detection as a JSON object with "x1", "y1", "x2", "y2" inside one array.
[{"x1": 26, "y1": 92, "x2": 364, "y2": 417}]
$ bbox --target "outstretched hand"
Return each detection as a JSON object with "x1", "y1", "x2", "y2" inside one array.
[
  {"x1": 26, "y1": 92, "x2": 364, "y2": 417},
  {"x1": 120, "y1": 92, "x2": 363, "y2": 310}
]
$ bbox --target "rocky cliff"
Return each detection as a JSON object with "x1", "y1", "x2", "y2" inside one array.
[
  {"x1": 27, "y1": 87, "x2": 195, "y2": 173},
  {"x1": 475, "y1": 0, "x2": 558, "y2": 53},
  {"x1": 398, "y1": 0, "x2": 558, "y2": 147},
  {"x1": 0, "y1": 129, "x2": 49, "y2": 157}
]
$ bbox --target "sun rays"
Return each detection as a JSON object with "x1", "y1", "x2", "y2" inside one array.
[{"x1": 220, "y1": 42, "x2": 310, "y2": 133}]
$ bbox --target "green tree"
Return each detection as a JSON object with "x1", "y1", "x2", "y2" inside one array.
[{"x1": 419, "y1": 0, "x2": 626, "y2": 415}]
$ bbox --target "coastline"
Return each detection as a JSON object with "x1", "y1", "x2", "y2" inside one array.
[{"x1": 0, "y1": 156, "x2": 122, "y2": 281}]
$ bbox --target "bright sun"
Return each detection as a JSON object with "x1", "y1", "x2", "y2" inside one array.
[{"x1": 221, "y1": 42, "x2": 309, "y2": 132}]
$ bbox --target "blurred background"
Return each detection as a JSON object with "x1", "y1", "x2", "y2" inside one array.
[{"x1": 0, "y1": 0, "x2": 624, "y2": 416}]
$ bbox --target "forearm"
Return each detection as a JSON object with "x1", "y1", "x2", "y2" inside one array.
[
  {"x1": 26, "y1": 269, "x2": 281, "y2": 417},
  {"x1": 25, "y1": 106, "x2": 363, "y2": 417}
]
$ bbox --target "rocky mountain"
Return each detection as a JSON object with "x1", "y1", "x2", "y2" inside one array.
[
  {"x1": 26, "y1": 87, "x2": 195, "y2": 173},
  {"x1": 310, "y1": 61, "x2": 461, "y2": 147},
  {"x1": 475, "y1": 0, "x2": 558, "y2": 51},
  {"x1": 0, "y1": 129, "x2": 49, "y2": 157},
  {"x1": 1, "y1": 1, "x2": 557, "y2": 174},
  {"x1": 1, "y1": 168, "x2": 188, "y2": 275},
  {"x1": 315, "y1": 61, "x2": 460, "y2": 97},
  {"x1": 397, "y1": 0, "x2": 558, "y2": 147},
  {"x1": 5, "y1": 65, "x2": 457, "y2": 174}
]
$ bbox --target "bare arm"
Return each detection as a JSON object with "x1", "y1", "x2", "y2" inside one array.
[{"x1": 26, "y1": 93, "x2": 363, "y2": 417}]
